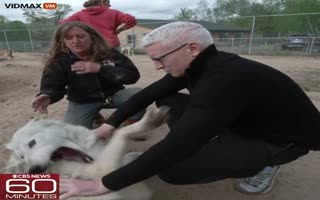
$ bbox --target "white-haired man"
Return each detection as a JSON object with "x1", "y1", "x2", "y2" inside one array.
[{"x1": 60, "y1": 22, "x2": 320, "y2": 199}]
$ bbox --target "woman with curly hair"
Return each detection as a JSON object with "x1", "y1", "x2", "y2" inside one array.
[{"x1": 32, "y1": 21, "x2": 142, "y2": 129}]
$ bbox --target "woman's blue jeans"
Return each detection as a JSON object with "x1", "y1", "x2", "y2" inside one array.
[{"x1": 64, "y1": 88, "x2": 144, "y2": 129}]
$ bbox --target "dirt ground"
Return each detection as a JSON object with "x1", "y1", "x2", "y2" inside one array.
[{"x1": 0, "y1": 52, "x2": 319, "y2": 200}]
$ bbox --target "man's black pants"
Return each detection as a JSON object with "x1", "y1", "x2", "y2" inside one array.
[{"x1": 155, "y1": 93, "x2": 309, "y2": 185}]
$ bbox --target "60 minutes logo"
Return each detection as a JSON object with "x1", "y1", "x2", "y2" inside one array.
[{"x1": 0, "y1": 174, "x2": 59, "y2": 200}]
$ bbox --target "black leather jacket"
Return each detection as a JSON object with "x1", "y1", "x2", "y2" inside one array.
[{"x1": 38, "y1": 48, "x2": 140, "y2": 104}]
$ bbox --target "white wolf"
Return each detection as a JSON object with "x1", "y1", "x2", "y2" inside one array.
[{"x1": 5, "y1": 106, "x2": 169, "y2": 200}]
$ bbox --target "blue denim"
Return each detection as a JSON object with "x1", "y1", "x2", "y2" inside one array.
[{"x1": 64, "y1": 87, "x2": 144, "y2": 129}]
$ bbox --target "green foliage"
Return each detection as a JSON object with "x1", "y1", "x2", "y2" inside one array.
[
  {"x1": 51, "y1": 4, "x2": 73, "y2": 23},
  {"x1": 174, "y1": 8, "x2": 196, "y2": 21},
  {"x1": 0, "y1": 21, "x2": 29, "y2": 41},
  {"x1": 0, "y1": 4, "x2": 72, "y2": 42},
  {"x1": 22, "y1": 3, "x2": 72, "y2": 25},
  {"x1": 22, "y1": 4, "x2": 72, "y2": 41},
  {"x1": 174, "y1": 0, "x2": 320, "y2": 37},
  {"x1": 0, "y1": 15, "x2": 9, "y2": 30},
  {"x1": 194, "y1": 0, "x2": 214, "y2": 21},
  {"x1": 276, "y1": 0, "x2": 320, "y2": 35}
]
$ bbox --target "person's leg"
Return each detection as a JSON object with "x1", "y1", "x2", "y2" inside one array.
[
  {"x1": 157, "y1": 132, "x2": 309, "y2": 187},
  {"x1": 155, "y1": 94, "x2": 309, "y2": 193},
  {"x1": 64, "y1": 101, "x2": 105, "y2": 129},
  {"x1": 155, "y1": 93, "x2": 189, "y2": 129},
  {"x1": 234, "y1": 142, "x2": 309, "y2": 194},
  {"x1": 111, "y1": 88, "x2": 146, "y2": 123}
]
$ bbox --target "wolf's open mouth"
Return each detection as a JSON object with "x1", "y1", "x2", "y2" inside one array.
[{"x1": 51, "y1": 147, "x2": 94, "y2": 163}]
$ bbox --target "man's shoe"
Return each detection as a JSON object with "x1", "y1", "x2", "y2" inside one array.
[{"x1": 234, "y1": 165, "x2": 280, "y2": 194}]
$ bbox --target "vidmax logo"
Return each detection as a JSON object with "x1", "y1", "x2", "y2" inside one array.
[
  {"x1": 4, "y1": 2, "x2": 58, "y2": 10},
  {"x1": 43, "y1": 2, "x2": 57, "y2": 10}
]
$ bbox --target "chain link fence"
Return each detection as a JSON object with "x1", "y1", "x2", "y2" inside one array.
[
  {"x1": 0, "y1": 21, "x2": 319, "y2": 56},
  {"x1": 214, "y1": 36, "x2": 320, "y2": 55}
]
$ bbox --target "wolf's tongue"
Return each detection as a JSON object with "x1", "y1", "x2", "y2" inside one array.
[{"x1": 51, "y1": 147, "x2": 94, "y2": 163}]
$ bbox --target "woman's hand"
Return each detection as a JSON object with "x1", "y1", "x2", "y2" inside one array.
[
  {"x1": 94, "y1": 123, "x2": 116, "y2": 140},
  {"x1": 60, "y1": 178, "x2": 110, "y2": 200},
  {"x1": 71, "y1": 61, "x2": 101, "y2": 74},
  {"x1": 31, "y1": 94, "x2": 50, "y2": 114}
]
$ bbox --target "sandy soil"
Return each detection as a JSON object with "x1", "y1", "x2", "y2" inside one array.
[{"x1": 0, "y1": 52, "x2": 319, "y2": 200}]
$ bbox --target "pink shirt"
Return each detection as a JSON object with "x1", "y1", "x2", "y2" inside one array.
[{"x1": 59, "y1": 6, "x2": 137, "y2": 47}]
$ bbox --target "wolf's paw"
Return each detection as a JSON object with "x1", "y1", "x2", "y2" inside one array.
[{"x1": 141, "y1": 106, "x2": 170, "y2": 129}]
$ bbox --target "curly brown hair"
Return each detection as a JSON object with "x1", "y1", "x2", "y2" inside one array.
[{"x1": 45, "y1": 21, "x2": 112, "y2": 68}]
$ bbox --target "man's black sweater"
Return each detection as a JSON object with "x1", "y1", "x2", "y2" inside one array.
[{"x1": 103, "y1": 44, "x2": 320, "y2": 191}]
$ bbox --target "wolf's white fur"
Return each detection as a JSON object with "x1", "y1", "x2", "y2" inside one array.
[{"x1": 5, "y1": 106, "x2": 169, "y2": 200}]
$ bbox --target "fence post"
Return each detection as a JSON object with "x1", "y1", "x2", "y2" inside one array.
[
  {"x1": 309, "y1": 37, "x2": 315, "y2": 54},
  {"x1": 248, "y1": 16, "x2": 255, "y2": 55},
  {"x1": 131, "y1": 28, "x2": 136, "y2": 47},
  {"x1": 231, "y1": 38, "x2": 234, "y2": 50},
  {"x1": 3, "y1": 30, "x2": 10, "y2": 50},
  {"x1": 28, "y1": 30, "x2": 34, "y2": 52},
  {"x1": 24, "y1": 42, "x2": 28, "y2": 52}
]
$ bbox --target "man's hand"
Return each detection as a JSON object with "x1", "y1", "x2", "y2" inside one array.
[
  {"x1": 71, "y1": 61, "x2": 101, "y2": 74},
  {"x1": 60, "y1": 178, "x2": 110, "y2": 200},
  {"x1": 94, "y1": 123, "x2": 116, "y2": 140},
  {"x1": 31, "y1": 94, "x2": 50, "y2": 114}
]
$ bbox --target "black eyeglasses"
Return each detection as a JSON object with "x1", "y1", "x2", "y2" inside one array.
[{"x1": 151, "y1": 43, "x2": 188, "y2": 63}]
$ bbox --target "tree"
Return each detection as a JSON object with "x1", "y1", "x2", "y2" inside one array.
[
  {"x1": 277, "y1": 0, "x2": 320, "y2": 35},
  {"x1": 4, "y1": 21, "x2": 29, "y2": 41},
  {"x1": 173, "y1": 0, "x2": 214, "y2": 22},
  {"x1": 0, "y1": 15, "x2": 9, "y2": 30},
  {"x1": 194, "y1": 0, "x2": 213, "y2": 21},
  {"x1": 212, "y1": 0, "x2": 228, "y2": 23},
  {"x1": 174, "y1": 0, "x2": 320, "y2": 37},
  {"x1": 0, "y1": 15, "x2": 9, "y2": 24},
  {"x1": 22, "y1": 4, "x2": 73, "y2": 41},
  {"x1": 50, "y1": 4, "x2": 73, "y2": 24},
  {"x1": 174, "y1": 8, "x2": 195, "y2": 21},
  {"x1": 215, "y1": 0, "x2": 252, "y2": 17},
  {"x1": 22, "y1": 4, "x2": 72, "y2": 25}
]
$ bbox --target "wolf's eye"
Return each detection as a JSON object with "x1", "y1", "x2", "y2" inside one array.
[
  {"x1": 28, "y1": 139, "x2": 36, "y2": 148},
  {"x1": 20, "y1": 155, "x2": 24, "y2": 159}
]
